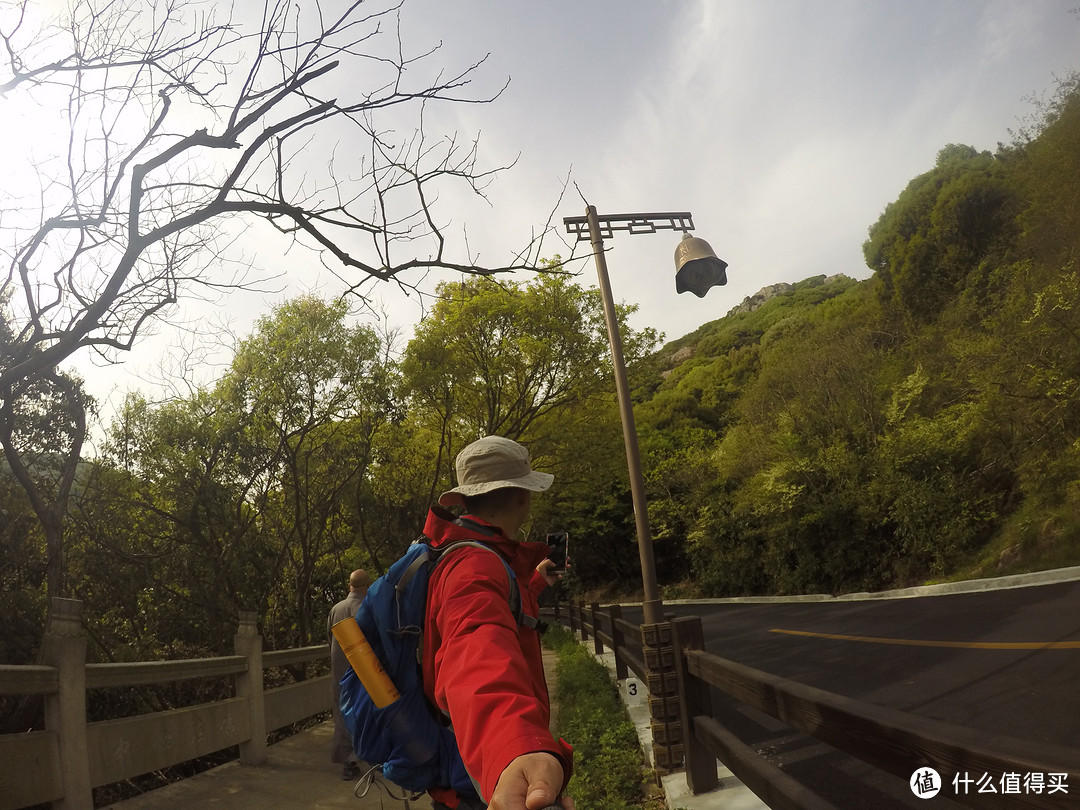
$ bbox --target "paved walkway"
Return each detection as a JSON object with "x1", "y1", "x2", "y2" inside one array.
[
  {"x1": 105, "y1": 721, "x2": 420, "y2": 809},
  {"x1": 102, "y1": 648, "x2": 564, "y2": 810},
  {"x1": 104, "y1": 648, "x2": 763, "y2": 810}
]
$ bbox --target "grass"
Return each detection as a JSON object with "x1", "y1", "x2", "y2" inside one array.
[
  {"x1": 543, "y1": 624, "x2": 666, "y2": 810},
  {"x1": 946, "y1": 501, "x2": 1080, "y2": 583}
]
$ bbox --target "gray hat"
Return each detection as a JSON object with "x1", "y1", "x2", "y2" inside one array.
[{"x1": 438, "y1": 436, "x2": 554, "y2": 507}]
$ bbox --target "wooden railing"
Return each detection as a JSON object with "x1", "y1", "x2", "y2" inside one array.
[
  {"x1": 8, "y1": 595, "x2": 1077, "y2": 810},
  {"x1": 561, "y1": 599, "x2": 1080, "y2": 810},
  {"x1": 0, "y1": 598, "x2": 331, "y2": 810}
]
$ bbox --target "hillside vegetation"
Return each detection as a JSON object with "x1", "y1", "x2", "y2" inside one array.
[
  {"x1": 2, "y1": 76, "x2": 1079, "y2": 673},
  {"x1": 611, "y1": 74, "x2": 1080, "y2": 597}
]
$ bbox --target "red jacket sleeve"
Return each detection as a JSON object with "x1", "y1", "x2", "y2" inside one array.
[{"x1": 425, "y1": 548, "x2": 566, "y2": 802}]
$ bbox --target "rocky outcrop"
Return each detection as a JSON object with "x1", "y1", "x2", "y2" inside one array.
[
  {"x1": 658, "y1": 274, "x2": 856, "y2": 375},
  {"x1": 729, "y1": 282, "x2": 794, "y2": 315},
  {"x1": 664, "y1": 345, "x2": 695, "y2": 367},
  {"x1": 728, "y1": 274, "x2": 852, "y2": 316}
]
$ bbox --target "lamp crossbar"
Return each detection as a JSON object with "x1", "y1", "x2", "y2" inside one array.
[{"x1": 563, "y1": 212, "x2": 695, "y2": 242}]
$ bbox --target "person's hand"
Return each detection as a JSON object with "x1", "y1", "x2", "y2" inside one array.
[
  {"x1": 488, "y1": 752, "x2": 575, "y2": 810},
  {"x1": 535, "y1": 558, "x2": 562, "y2": 588}
]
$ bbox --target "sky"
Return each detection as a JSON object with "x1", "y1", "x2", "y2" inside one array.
[{"x1": 4, "y1": 0, "x2": 1080, "y2": 433}]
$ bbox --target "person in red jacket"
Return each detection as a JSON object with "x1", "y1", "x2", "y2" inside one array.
[{"x1": 423, "y1": 435, "x2": 575, "y2": 810}]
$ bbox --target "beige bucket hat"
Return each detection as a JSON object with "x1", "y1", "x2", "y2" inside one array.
[{"x1": 438, "y1": 436, "x2": 554, "y2": 507}]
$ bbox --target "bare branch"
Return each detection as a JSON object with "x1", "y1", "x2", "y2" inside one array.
[{"x1": 1, "y1": 0, "x2": 549, "y2": 404}]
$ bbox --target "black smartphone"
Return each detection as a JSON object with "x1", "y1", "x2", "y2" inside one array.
[{"x1": 545, "y1": 532, "x2": 568, "y2": 573}]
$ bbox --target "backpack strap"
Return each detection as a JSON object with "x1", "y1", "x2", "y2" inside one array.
[
  {"x1": 443, "y1": 517, "x2": 542, "y2": 631},
  {"x1": 434, "y1": 541, "x2": 538, "y2": 630},
  {"x1": 405, "y1": 525, "x2": 539, "y2": 631},
  {"x1": 393, "y1": 546, "x2": 434, "y2": 636}
]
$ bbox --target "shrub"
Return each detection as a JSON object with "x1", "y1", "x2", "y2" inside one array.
[{"x1": 543, "y1": 626, "x2": 659, "y2": 810}]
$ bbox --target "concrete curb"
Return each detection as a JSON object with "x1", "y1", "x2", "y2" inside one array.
[{"x1": 590, "y1": 647, "x2": 768, "y2": 810}]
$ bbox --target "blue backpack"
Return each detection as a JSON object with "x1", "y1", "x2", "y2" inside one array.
[{"x1": 339, "y1": 518, "x2": 535, "y2": 797}]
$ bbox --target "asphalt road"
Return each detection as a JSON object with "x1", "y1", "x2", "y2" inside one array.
[{"x1": 619, "y1": 580, "x2": 1080, "y2": 808}]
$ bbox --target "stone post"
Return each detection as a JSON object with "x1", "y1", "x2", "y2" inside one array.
[
  {"x1": 41, "y1": 597, "x2": 93, "y2": 810},
  {"x1": 234, "y1": 610, "x2": 268, "y2": 765}
]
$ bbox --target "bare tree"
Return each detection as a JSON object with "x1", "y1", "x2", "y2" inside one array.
[{"x1": 0, "y1": 0, "x2": 549, "y2": 598}]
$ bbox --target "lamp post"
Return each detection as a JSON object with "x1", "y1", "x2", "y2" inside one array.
[{"x1": 563, "y1": 206, "x2": 727, "y2": 626}]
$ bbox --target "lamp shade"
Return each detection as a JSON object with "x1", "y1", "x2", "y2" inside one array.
[{"x1": 674, "y1": 232, "x2": 728, "y2": 297}]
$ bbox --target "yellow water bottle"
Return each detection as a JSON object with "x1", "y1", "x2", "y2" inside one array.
[{"x1": 331, "y1": 618, "x2": 401, "y2": 708}]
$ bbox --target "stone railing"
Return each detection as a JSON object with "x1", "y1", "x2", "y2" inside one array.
[{"x1": 0, "y1": 598, "x2": 331, "y2": 810}]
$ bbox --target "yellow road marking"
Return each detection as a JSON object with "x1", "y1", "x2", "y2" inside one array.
[{"x1": 769, "y1": 629, "x2": 1080, "y2": 650}]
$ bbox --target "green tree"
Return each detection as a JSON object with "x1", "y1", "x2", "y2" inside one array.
[
  {"x1": 217, "y1": 296, "x2": 394, "y2": 645},
  {"x1": 0, "y1": 0, "x2": 544, "y2": 612},
  {"x1": 1009, "y1": 72, "x2": 1080, "y2": 269},
  {"x1": 634, "y1": 276, "x2": 879, "y2": 594},
  {"x1": 864, "y1": 145, "x2": 1019, "y2": 323},
  {"x1": 0, "y1": 298, "x2": 90, "y2": 600},
  {"x1": 73, "y1": 296, "x2": 395, "y2": 652},
  {"x1": 722, "y1": 303, "x2": 892, "y2": 593},
  {"x1": 0, "y1": 465, "x2": 45, "y2": 666},
  {"x1": 402, "y1": 273, "x2": 658, "y2": 508},
  {"x1": 80, "y1": 391, "x2": 266, "y2": 654}
]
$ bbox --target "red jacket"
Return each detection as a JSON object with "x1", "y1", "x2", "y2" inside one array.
[{"x1": 421, "y1": 507, "x2": 573, "y2": 806}]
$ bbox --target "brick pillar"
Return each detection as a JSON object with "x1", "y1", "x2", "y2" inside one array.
[
  {"x1": 41, "y1": 597, "x2": 93, "y2": 810},
  {"x1": 641, "y1": 620, "x2": 684, "y2": 775},
  {"x1": 234, "y1": 611, "x2": 268, "y2": 765}
]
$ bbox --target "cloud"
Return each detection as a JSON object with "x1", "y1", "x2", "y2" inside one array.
[{"x1": 8, "y1": 0, "x2": 1077, "y2": 416}]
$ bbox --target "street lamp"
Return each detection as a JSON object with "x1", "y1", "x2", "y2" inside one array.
[{"x1": 563, "y1": 206, "x2": 727, "y2": 626}]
